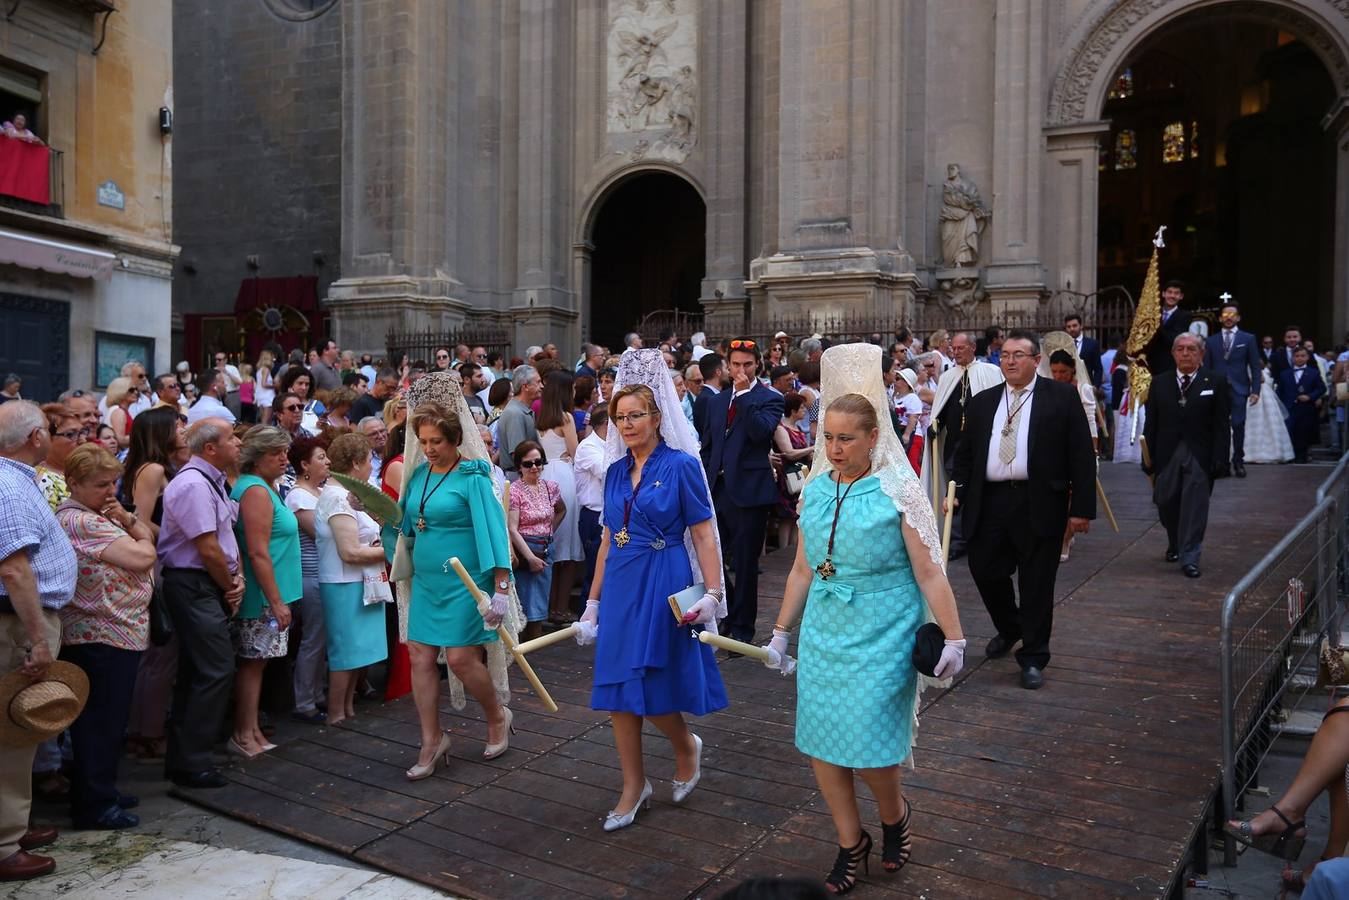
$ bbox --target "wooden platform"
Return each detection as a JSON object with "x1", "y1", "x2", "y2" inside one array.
[{"x1": 174, "y1": 462, "x2": 1329, "y2": 899}]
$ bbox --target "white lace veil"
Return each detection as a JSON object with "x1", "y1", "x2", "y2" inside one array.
[
  {"x1": 604, "y1": 348, "x2": 727, "y2": 619},
  {"x1": 390, "y1": 370, "x2": 525, "y2": 711},
  {"x1": 806, "y1": 342, "x2": 953, "y2": 715},
  {"x1": 1036, "y1": 330, "x2": 1091, "y2": 385}
]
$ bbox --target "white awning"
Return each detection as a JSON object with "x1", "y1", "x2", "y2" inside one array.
[{"x1": 0, "y1": 227, "x2": 116, "y2": 280}]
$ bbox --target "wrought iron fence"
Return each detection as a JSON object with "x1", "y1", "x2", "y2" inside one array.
[
  {"x1": 633, "y1": 285, "x2": 1137, "y2": 351},
  {"x1": 1220, "y1": 460, "x2": 1348, "y2": 865},
  {"x1": 385, "y1": 326, "x2": 512, "y2": 369}
]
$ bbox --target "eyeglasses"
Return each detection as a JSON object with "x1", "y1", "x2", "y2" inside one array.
[
  {"x1": 519, "y1": 459, "x2": 544, "y2": 469},
  {"x1": 612, "y1": 412, "x2": 652, "y2": 425},
  {"x1": 436, "y1": 354, "x2": 449, "y2": 360},
  {"x1": 1003, "y1": 351, "x2": 1039, "y2": 363},
  {"x1": 50, "y1": 429, "x2": 80, "y2": 441},
  {"x1": 283, "y1": 404, "x2": 303, "y2": 412},
  {"x1": 474, "y1": 354, "x2": 487, "y2": 361},
  {"x1": 730, "y1": 339, "x2": 757, "y2": 350}
]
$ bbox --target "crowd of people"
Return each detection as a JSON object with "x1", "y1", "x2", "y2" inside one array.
[{"x1": 0, "y1": 306, "x2": 1344, "y2": 894}]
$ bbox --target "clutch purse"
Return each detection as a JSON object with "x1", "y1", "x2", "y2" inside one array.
[
  {"x1": 784, "y1": 462, "x2": 808, "y2": 496},
  {"x1": 667, "y1": 583, "x2": 707, "y2": 624},
  {"x1": 1318, "y1": 637, "x2": 1349, "y2": 687},
  {"x1": 911, "y1": 622, "x2": 946, "y2": 677}
]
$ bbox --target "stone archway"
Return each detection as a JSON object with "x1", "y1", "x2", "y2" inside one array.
[
  {"x1": 1043, "y1": 0, "x2": 1349, "y2": 338},
  {"x1": 574, "y1": 167, "x2": 707, "y2": 351}
]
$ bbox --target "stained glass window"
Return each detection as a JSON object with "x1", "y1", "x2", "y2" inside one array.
[
  {"x1": 1162, "y1": 122, "x2": 1186, "y2": 164},
  {"x1": 1108, "y1": 67, "x2": 1134, "y2": 101},
  {"x1": 1114, "y1": 129, "x2": 1138, "y2": 171},
  {"x1": 1190, "y1": 120, "x2": 1199, "y2": 159}
]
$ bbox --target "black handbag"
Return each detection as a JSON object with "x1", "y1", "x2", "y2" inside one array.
[
  {"x1": 148, "y1": 581, "x2": 174, "y2": 646},
  {"x1": 911, "y1": 622, "x2": 946, "y2": 677}
]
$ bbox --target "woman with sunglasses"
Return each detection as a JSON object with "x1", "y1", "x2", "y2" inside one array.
[
  {"x1": 433, "y1": 347, "x2": 453, "y2": 372},
  {"x1": 37, "y1": 402, "x2": 81, "y2": 511},
  {"x1": 508, "y1": 441, "x2": 564, "y2": 641}
]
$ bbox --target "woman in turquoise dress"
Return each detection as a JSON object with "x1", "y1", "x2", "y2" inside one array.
[
  {"x1": 576, "y1": 381, "x2": 727, "y2": 833},
  {"x1": 765, "y1": 346, "x2": 967, "y2": 895},
  {"x1": 387, "y1": 402, "x2": 514, "y2": 781},
  {"x1": 230, "y1": 426, "x2": 303, "y2": 759}
]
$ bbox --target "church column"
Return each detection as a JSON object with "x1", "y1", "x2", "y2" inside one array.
[
  {"x1": 511, "y1": 0, "x2": 576, "y2": 352},
  {"x1": 746, "y1": 0, "x2": 919, "y2": 317},
  {"x1": 327, "y1": 0, "x2": 463, "y2": 355},
  {"x1": 698, "y1": 0, "x2": 749, "y2": 329},
  {"x1": 1328, "y1": 99, "x2": 1349, "y2": 343},
  {"x1": 986, "y1": 0, "x2": 1047, "y2": 310},
  {"x1": 1043, "y1": 121, "x2": 1108, "y2": 299}
]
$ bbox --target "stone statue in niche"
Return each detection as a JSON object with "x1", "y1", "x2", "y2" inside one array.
[
  {"x1": 666, "y1": 65, "x2": 696, "y2": 149},
  {"x1": 940, "y1": 163, "x2": 990, "y2": 267},
  {"x1": 936, "y1": 273, "x2": 986, "y2": 314}
]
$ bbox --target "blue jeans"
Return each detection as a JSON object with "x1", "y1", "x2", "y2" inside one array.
[{"x1": 578, "y1": 507, "x2": 602, "y2": 609}]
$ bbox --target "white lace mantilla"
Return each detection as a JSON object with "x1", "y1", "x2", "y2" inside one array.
[
  {"x1": 390, "y1": 370, "x2": 525, "y2": 711},
  {"x1": 604, "y1": 348, "x2": 727, "y2": 622}
]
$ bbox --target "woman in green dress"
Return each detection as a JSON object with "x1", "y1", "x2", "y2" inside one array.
[
  {"x1": 230, "y1": 425, "x2": 302, "y2": 759},
  {"x1": 390, "y1": 401, "x2": 514, "y2": 781},
  {"x1": 764, "y1": 344, "x2": 967, "y2": 894}
]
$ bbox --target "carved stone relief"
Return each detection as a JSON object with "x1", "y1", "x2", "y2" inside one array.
[
  {"x1": 607, "y1": 0, "x2": 697, "y2": 162},
  {"x1": 1048, "y1": 0, "x2": 1349, "y2": 126}
]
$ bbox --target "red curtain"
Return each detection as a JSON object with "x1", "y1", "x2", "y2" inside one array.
[{"x1": 0, "y1": 136, "x2": 50, "y2": 205}]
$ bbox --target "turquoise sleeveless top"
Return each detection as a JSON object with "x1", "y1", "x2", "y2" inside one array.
[{"x1": 230, "y1": 474, "x2": 303, "y2": 619}]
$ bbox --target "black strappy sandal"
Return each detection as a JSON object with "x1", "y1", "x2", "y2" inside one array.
[
  {"x1": 824, "y1": 830, "x2": 872, "y2": 895},
  {"x1": 881, "y1": 800, "x2": 913, "y2": 873},
  {"x1": 1223, "y1": 805, "x2": 1307, "y2": 861}
]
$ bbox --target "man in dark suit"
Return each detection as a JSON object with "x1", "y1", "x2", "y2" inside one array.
[
  {"x1": 1269, "y1": 326, "x2": 1304, "y2": 382},
  {"x1": 1203, "y1": 302, "x2": 1262, "y2": 478},
  {"x1": 1145, "y1": 279, "x2": 1192, "y2": 378},
  {"x1": 1259, "y1": 335, "x2": 1275, "y2": 366},
  {"x1": 950, "y1": 330, "x2": 1096, "y2": 690},
  {"x1": 701, "y1": 338, "x2": 783, "y2": 644},
  {"x1": 1143, "y1": 332, "x2": 1230, "y2": 578},
  {"x1": 1063, "y1": 313, "x2": 1103, "y2": 387},
  {"x1": 691, "y1": 352, "x2": 727, "y2": 443},
  {"x1": 1276, "y1": 345, "x2": 1326, "y2": 463}
]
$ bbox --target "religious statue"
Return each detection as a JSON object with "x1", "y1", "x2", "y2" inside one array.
[
  {"x1": 666, "y1": 65, "x2": 696, "y2": 148},
  {"x1": 616, "y1": 23, "x2": 677, "y2": 83},
  {"x1": 940, "y1": 163, "x2": 990, "y2": 268}
]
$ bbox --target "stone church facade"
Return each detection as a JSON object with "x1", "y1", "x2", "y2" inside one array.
[{"x1": 172, "y1": 0, "x2": 1349, "y2": 359}]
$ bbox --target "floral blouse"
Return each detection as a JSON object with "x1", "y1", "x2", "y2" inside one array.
[
  {"x1": 509, "y1": 478, "x2": 560, "y2": 537},
  {"x1": 55, "y1": 501, "x2": 152, "y2": 651}
]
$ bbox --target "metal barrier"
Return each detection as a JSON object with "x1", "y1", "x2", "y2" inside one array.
[{"x1": 1220, "y1": 453, "x2": 1349, "y2": 865}]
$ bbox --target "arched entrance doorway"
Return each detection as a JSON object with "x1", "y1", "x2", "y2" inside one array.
[
  {"x1": 1096, "y1": 14, "x2": 1336, "y2": 340},
  {"x1": 587, "y1": 171, "x2": 706, "y2": 350}
]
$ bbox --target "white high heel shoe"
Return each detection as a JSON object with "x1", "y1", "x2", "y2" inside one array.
[
  {"x1": 603, "y1": 780, "x2": 652, "y2": 832},
  {"x1": 483, "y1": 707, "x2": 515, "y2": 760},
  {"x1": 671, "y1": 733, "x2": 702, "y2": 804},
  {"x1": 406, "y1": 732, "x2": 452, "y2": 781}
]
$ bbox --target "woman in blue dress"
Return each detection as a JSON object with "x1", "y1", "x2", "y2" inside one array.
[
  {"x1": 764, "y1": 344, "x2": 967, "y2": 894},
  {"x1": 576, "y1": 380, "x2": 727, "y2": 832}
]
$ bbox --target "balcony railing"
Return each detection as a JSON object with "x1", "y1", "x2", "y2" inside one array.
[{"x1": 0, "y1": 145, "x2": 64, "y2": 219}]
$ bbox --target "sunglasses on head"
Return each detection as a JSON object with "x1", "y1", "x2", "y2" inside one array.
[
  {"x1": 730, "y1": 339, "x2": 757, "y2": 350},
  {"x1": 519, "y1": 459, "x2": 544, "y2": 469}
]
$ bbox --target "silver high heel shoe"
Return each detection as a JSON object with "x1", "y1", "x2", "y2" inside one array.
[
  {"x1": 603, "y1": 780, "x2": 652, "y2": 832},
  {"x1": 483, "y1": 707, "x2": 515, "y2": 760},
  {"x1": 671, "y1": 733, "x2": 702, "y2": 804},
  {"x1": 406, "y1": 732, "x2": 452, "y2": 781}
]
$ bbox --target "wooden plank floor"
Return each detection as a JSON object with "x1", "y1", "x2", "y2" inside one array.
[{"x1": 175, "y1": 462, "x2": 1329, "y2": 899}]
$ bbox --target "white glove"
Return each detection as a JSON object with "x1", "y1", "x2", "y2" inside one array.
[
  {"x1": 762, "y1": 627, "x2": 797, "y2": 676},
  {"x1": 932, "y1": 638, "x2": 967, "y2": 679},
  {"x1": 574, "y1": 600, "x2": 599, "y2": 646},
  {"x1": 681, "y1": 593, "x2": 720, "y2": 626},
  {"x1": 483, "y1": 591, "x2": 509, "y2": 629}
]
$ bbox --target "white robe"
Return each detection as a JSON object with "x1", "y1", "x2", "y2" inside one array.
[{"x1": 922, "y1": 361, "x2": 1005, "y2": 505}]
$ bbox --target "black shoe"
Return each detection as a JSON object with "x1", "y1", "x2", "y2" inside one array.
[
  {"x1": 115, "y1": 794, "x2": 139, "y2": 809},
  {"x1": 1182, "y1": 564, "x2": 1202, "y2": 579},
  {"x1": 985, "y1": 635, "x2": 1016, "y2": 659},
  {"x1": 1020, "y1": 666, "x2": 1044, "y2": 690},
  {"x1": 881, "y1": 801, "x2": 912, "y2": 873},
  {"x1": 1165, "y1": 549, "x2": 1179, "y2": 563},
  {"x1": 291, "y1": 709, "x2": 327, "y2": 725},
  {"x1": 74, "y1": 805, "x2": 139, "y2": 830},
  {"x1": 1234, "y1": 463, "x2": 1247, "y2": 478},
  {"x1": 167, "y1": 768, "x2": 228, "y2": 789},
  {"x1": 824, "y1": 829, "x2": 872, "y2": 895}
]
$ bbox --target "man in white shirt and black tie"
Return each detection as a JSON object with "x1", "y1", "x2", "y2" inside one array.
[
  {"x1": 1145, "y1": 280, "x2": 1192, "y2": 377},
  {"x1": 949, "y1": 330, "x2": 1096, "y2": 690},
  {"x1": 1063, "y1": 314, "x2": 1103, "y2": 388}
]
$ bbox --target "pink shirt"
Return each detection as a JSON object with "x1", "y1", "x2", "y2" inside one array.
[
  {"x1": 56, "y1": 502, "x2": 152, "y2": 650},
  {"x1": 157, "y1": 456, "x2": 240, "y2": 572},
  {"x1": 509, "y1": 479, "x2": 559, "y2": 537}
]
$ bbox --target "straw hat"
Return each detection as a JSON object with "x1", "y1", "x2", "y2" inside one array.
[{"x1": 0, "y1": 661, "x2": 89, "y2": 747}]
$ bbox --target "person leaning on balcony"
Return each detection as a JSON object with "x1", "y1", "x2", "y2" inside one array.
[{"x1": 2, "y1": 113, "x2": 41, "y2": 145}]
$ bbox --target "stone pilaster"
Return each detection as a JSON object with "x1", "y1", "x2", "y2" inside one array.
[
  {"x1": 699, "y1": 0, "x2": 749, "y2": 309},
  {"x1": 1043, "y1": 121, "x2": 1109, "y2": 298},
  {"x1": 327, "y1": 0, "x2": 463, "y2": 355}
]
